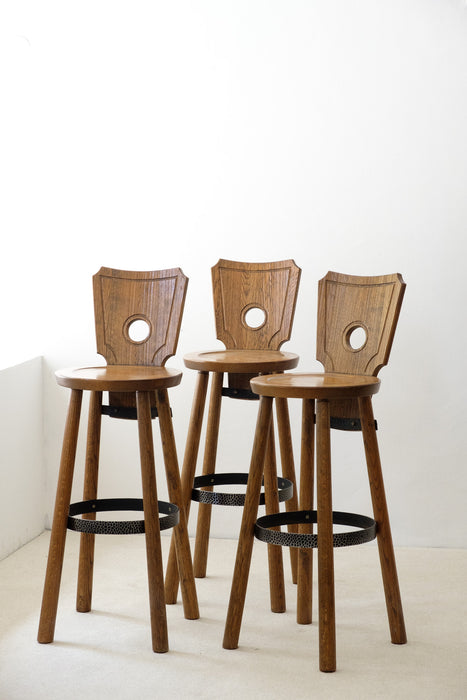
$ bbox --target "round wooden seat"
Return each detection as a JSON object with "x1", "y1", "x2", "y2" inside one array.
[
  {"x1": 251, "y1": 372, "x2": 380, "y2": 400},
  {"x1": 184, "y1": 350, "x2": 299, "y2": 374},
  {"x1": 55, "y1": 365, "x2": 182, "y2": 391}
]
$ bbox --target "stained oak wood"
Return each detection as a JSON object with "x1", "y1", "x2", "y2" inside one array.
[
  {"x1": 38, "y1": 267, "x2": 198, "y2": 651},
  {"x1": 155, "y1": 388, "x2": 199, "y2": 621},
  {"x1": 275, "y1": 398, "x2": 299, "y2": 583},
  {"x1": 263, "y1": 422, "x2": 286, "y2": 613},
  {"x1": 251, "y1": 372, "x2": 380, "y2": 400},
  {"x1": 167, "y1": 259, "x2": 301, "y2": 603},
  {"x1": 93, "y1": 266, "x2": 188, "y2": 367},
  {"x1": 359, "y1": 396, "x2": 407, "y2": 645},
  {"x1": 212, "y1": 259, "x2": 301, "y2": 351},
  {"x1": 38, "y1": 390, "x2": 83, "y2": 643},
  {"x1": 76, "y1": 390, "x2": 102, "y2": 613},
  {"x1": 223, "y1": 271, "x2": 407, "y2": 672},
  {"x1": 316, "y1": 400, "x2": 336, "y2": 672},
  {"x1": 193, "y1": 372, "x2": 224, "y2": 578},
  {"x1": 184, "y1": 350, "x2": 299, "y2": 373},
  {"x1": 223, "y1": 396, "x2": 274, "y2": 649},
  {"x1": 297, "y1": 398, "x2": 314, "y2": 625},
  {"x1": 137, "y1": 390, "x2": 169, "y2": 652},
  {"x1": 55, "y1": 365, "x2": 182, "y2": 391},
  {"x1": 316, "y1": 271, "x2": 405, "y2": 422},
  {"x1": 316, "y1": 271, "x2": 405, "y2": 377},
  {"x1": 165, "y1": 371, "x2": 209, "y2": 604}
]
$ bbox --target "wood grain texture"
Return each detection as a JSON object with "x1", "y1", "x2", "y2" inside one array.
[
  {"x1": 275, "y1": 397, "x2": 299, "y2": 583},
  {"x1": 316, "y1": 271, "x2": 405, "y2": 377},
  {"x1": 193, "y1": 372, "x2": 224, "y2": 578},
  {"x1": 316, "y1": 399, "x2": 336, "y2": 672},
  {"x1": 212, "y1": 259, "x2": 301, "y2": 350},
  {"x1": 40, "y1": 267, "x2": 194, "y2": 651},
  {"x1": 76, "y1": 390, "x2": 102, "y2": 613},
  {"x1": 178, "y1": 260, "x2": 301, "y2": 598},
  {"x1": 263, "y1": 423, "x2": 286, "y2": 613},
  {"x1": 297, "y1": 398, "x2": 315, "y2": 625},
  {"x1": 55, "y1": 365, "x2": 182, "y2": 391},
  {"x1": 93, "y1": 266, "x2": 188, "y2": 367},
  {"x1": 223, "y1": 271, "x2": 406, "y2": 671},
  {"x1": 137, "y1": 391, "x2": 169, "y2": 652},
  {"x1": 316, "y1": 271, "x2": 405, "y2": 422},
  {"x1": 184, "y1": 349, "x2": 299, "y2": 373},
  {"x1": 223, "y1": 396, "x2": 274, "y2": 650},
  {"x1": 359, "y1": 396, "x2": 407, "y2": 645},
  {"x1": 251, "y1": 372, "x2": 380, "y2": 399},
  {"x1": 38, "y1": 390, "x2": 83, "y2": 644},
  {"x1": 155, "y1": 389, "x2": 199, "y2": 620},
  {"x1": 165, "y1": 371, "x2": 209, "y2": 604}
]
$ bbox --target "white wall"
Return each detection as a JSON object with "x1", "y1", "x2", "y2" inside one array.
[
  {"x1": 0, "y1": 358, "x2": 44, "y2": 559},
  {"x1": 1, "y1": 1, "x2": 466, "y2": 548}
]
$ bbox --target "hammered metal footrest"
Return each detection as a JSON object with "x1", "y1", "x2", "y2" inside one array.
[
  {"x1": 255, "y1": 510, "x2": 376, "y2": 548},
  {"x1": 67, "y1": 498, "x2": 179, "y2": 534},
  {"x1": 191, "y1": 473, "x2": 293, "y2": 507}
]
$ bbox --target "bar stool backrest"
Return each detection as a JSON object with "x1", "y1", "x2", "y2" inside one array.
[
  {"x1": 211, "y1": 259, "x2": 301, "y2": 351},
  {"x1": 93, "y1": 266, "x2": 188, "y2": 367},
  {"x1": 316, "y1": 271, "x2": 406, "y2": 425},
  {"x1": 317, "y1": 271, "x2": 406, "y2": 376}
]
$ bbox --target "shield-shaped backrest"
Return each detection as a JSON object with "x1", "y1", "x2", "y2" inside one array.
[
  {"x1": 316, "y1": 271, "x2": 405, "y2": 427},
  {"x1": 316, "y1": 271, "x2": 406, "y2": 376},
  {"x1": 93, "y1": 266, "x2": 188, "y2": 366},
  {"x1": 211, "y1": 259, "x2": 301, "y2": 351}
]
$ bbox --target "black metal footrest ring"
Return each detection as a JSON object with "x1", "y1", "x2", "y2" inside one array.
[
  {"x1": 67, "y1": 498, "x2": 179, "y2": 535},
  {"x1": 255, "y1": 510, "x2": 376, "y2": 548},
  {"x1": 191, "y1": 473, "x2": 293, "y2": 507}
]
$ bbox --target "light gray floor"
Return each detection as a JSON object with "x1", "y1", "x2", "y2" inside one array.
[{"x1": 1, "y1": 533, "x2": 466, "y2": 699}]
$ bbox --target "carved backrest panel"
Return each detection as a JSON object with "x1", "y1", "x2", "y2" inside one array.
[
  {"x1": 93, "y1": 267, "x2": 188, "y2": 366},
  {"x1": 211, "y1": 259, "x2": 301, "y2": 350},
  {"x1": 316, "y1": 271, "x2": 406, "y2": 377}
]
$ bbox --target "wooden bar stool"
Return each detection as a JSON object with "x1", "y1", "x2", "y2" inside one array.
[
  {"x1": 165, "y1": 259, "x2": 301, "y2": 613},
  {"x1": 223, "y1": 271, "x2": 407, "y2": 672},
  {"x1": 37, "y1": 267, "x2": 199, "y2": 653}
]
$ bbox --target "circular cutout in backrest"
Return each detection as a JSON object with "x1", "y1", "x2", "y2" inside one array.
[
  {"x1": 344, "y1": 323, "x2": 368, "y2": 352},
  {"x1": 126, "y1": 317, "x2": 151, "y2": 343},
  {"x1": 243, "y1": 305, "x2": 267, "y2": 330}
]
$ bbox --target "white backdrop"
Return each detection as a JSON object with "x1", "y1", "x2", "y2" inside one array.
[{"x1": 1, "y1": 0, "x2": 466, "y2": 548}]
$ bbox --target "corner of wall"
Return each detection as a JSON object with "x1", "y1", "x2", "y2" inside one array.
[{"x1": 0, "y1": 356, "x2": 45, "y2": 560}]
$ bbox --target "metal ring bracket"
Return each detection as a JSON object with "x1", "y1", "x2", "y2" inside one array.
[
  {"x1": 254, "y1": 509, "x2": 376, "y2": 548},
  {"x1": 191, "y1": 473, "x2": 293, "y2": 507},
  {"x1": 67, "y1": 497, "x2": 179, "y2": 535}
]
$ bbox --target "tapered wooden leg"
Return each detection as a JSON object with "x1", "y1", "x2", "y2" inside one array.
[
  {"x1": 155, "y1": 389, "x2": 199, "y2": 621},
  {"x1": 223, "y1": 396, "x2": 273, "y2": 649},
  {"x1": 165, "y1": 371, "x2": 209, "y2": 604},
  {"x1": 263, "y1": 421, "x2": 286, "y2": 613},
  {"x1": 275, "y1": 397, "x2": 299, "y2": 584},
  {"x1": 359, "y1": 396, "x2": 407, "y2": 645},
  {"x1": 316, "y1": 399, "x2": 336, "y2": 672},
  {"x1": 136, "y1": 391, "x2": 169, "y2": 653},
  {"x1": 297, "y1": 398, "x2": 315, "y2": 625},
  {"x1": 76, "y1": 391, "x2": 102, "y2": 613},
  {"x1": 38, "y1": 389, "x2": 83, "y2": 644},
  {"x1": 193, "y1": 372, "x2": 223, "y2": 578}
]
